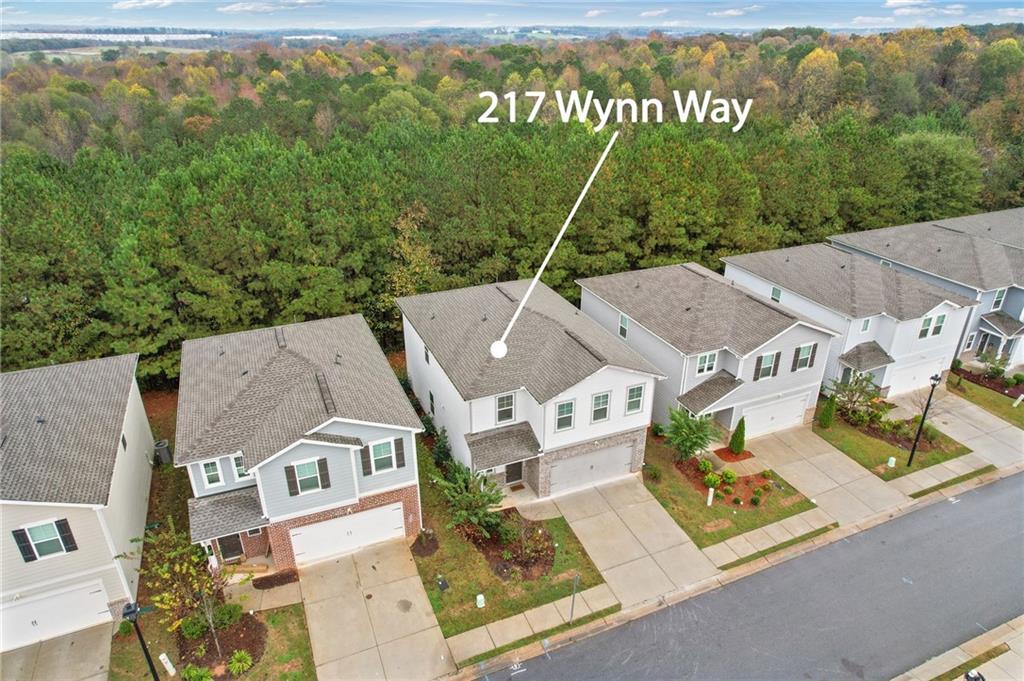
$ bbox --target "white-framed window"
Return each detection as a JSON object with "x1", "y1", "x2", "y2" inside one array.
[
  {"x1": 992, "y1": 288, "x2": 1006, "y2": 311},
  {"x1": 880, "y1": 259, "x2": 892, "y2": 268},
  {"x1": 496, "y1": 393, "x2": 515, "y2": 424},
  {"x1": 626, "y1": 384, "x2": 644, "y2": 414},
  {"x1": 555, "y1": 400, "x2": 575, "y2": 431},
  {"x1": 965, "y1": 332, "x2": 976, "y2": 350},
  {"x1": 758, "y1": 352, "x2": 775, "y2": 380},
  {"x1": 424, "y1": 346, "x2": 430, "y2": 364},
  {"x1": 202, "y1": 460, "x2": 223, "y2": 487},
  {"x1": 861, "y1": 318, "x2": 871, "y2": 333},
  {"x1": 919, "y1": 316, "x2": 933, "y2": 339},
  {"x1": 429, "y1": 391, "x2": 435, "y2": 415},
  {"x1": 591, "y1": 392, "x2": 610, "y2": 423},
  {"x1": 931, "y1": 313, "x2": 946, "y2": 336},
  {"x1": 233, "y1": 454, "x2": 251, "y2": 480},
  {"x1": 25, "y1": 521, "x2": 66, "y2": 559},
  {"x1": 794, "y1": 344, "x2": 813, "y2": 371},
  {"x1": 770, "y1": 286, "x2": 782, "y2": 303},
  {"x1": 247, "y1": 528, "x2": 262, "y2": 537},
  {"x1": 294, "y1": 459, "x2": 322, "y2": 494},
  {"x1": 371, "y1": 440, "x2": 395, "y2": 473},
  {"x1": 696, "y1": 352, "x2": 717, "y2": 375},
  {"x1": 618, "y1": 313, "x2": 629, "y2": 339}
]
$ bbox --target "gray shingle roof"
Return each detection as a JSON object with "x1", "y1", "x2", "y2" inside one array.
[
  {"x1": 677, "y1": 370, "x2": 743, "y2": 414},
  {"x1": 936, "y1": 209, "x2": 1024, "y2": 248},
  {"x1": 175, "y1": 315, "x2": 420, "y2": 468},
  {"x1": 303, "y1": 432, "x2": 363, "y2": 447},
  {"x1": 396, "y1": 281, "x2": 662, "y2": 403},
  {"x1": 979, "y1": 311, "x2": 1024, "y2": 338},
  {"x1": 465, "y1": 423, "x2": 541, "y2": 472},
  {"x1": 0, "y1": 354, "x2": 139, "y2": 505},
  {"x1": 187, "y1": 487, "x2": 266, "y2": 542},
  {"x1": 578, "y1": 263, "x2": 824, "y2": 356},
  {"x1": 838, "y1": 342, "x2": 896, "y2": 372},
  {"x1": 723, "y1": 244, "x2": 976, "y2": 321},
  {"x1": 830, "y1": 218, "x2": 1024, "y2": 291}
]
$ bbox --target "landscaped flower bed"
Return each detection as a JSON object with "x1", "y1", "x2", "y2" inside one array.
[
  {"x1": 675, "y1": 457, "x2": 784, "y2": 508},
  {"x1": 712, "y1": 445, "x2": 754, "y2": 463},
  {"x1": 952, "y1": 367, "x2": 1024, "y2": 399},
  {"x1": 461, "y1": 508, "x2": 556, "y2": 581}
]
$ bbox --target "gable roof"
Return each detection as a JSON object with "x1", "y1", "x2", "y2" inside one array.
[
  {"x1": 677, "y1": 370, "x2": 743, "y2": 415},
  {"x1": 175, "y1": 315, "x2": 420, "y2": 468},
  {"x1": 1, "y1": 354, "x2": 138, "y2": 505},
  {"x1": 935, "y1": 208, "x2": 1024, "y2": 249},
  {"x1": 838, "y1": 341, "x2": 896, "y2": 372},
  {"x1": 979, "y1": 311, "x2": 1024, "y2": 338},
  {"x1": 578, "y1": 263, "x2": 833, "y2": 357},
  {"x1": 723, "y1": 244, "x2": 976, "y2": 321},
  {"x1": 396, "y1": 280, "x2": 662, "y2": 404}
]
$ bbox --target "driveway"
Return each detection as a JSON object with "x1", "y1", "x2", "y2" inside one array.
[
  {"x1": 298, "y1": 540, "x2": 454, "y2": 681},
  {"x1": 749, "y1": 427, "x2": 909, "y2": 525},
  {"x1": 0, "y1": 623, "x2": 111, "y2": 681},
  {"x1": 552, "y1": 477, "x2": 720, "y2": 608}
]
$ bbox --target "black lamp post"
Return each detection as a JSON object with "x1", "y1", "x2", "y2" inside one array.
[
  {"x1": 122, "y1": 602, "x2": 160, "y2": 681},
  {"x1": 907, "y1": 373, "x2": 943, "y2": 467}
]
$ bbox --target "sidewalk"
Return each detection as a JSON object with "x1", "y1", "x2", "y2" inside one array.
[{"x1": 894, "y1": 615, "x2": 1024, "y2": 681}]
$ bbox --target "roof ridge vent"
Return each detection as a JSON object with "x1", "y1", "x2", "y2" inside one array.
[
  {"x1": 315, "y1": 371, "x2": 336, "y2": 415},
  {"x1": 495, "y1": 285, "x2": 518, "y2": 302},
  {"x1": 564, "y1": 329, "x2": 605, "y2": 363},
  {"x1": 274, "y1": 327, "x2": 287, "y2": 349}
]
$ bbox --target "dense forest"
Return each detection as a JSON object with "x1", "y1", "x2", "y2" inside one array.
[{"x1": 2, "y1": 26, "x2": 1023, "y2": 384}]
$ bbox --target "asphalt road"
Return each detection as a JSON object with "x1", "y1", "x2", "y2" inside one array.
[{"x1": 483, "y1": 472, "x2": 1024, "y2": 681}]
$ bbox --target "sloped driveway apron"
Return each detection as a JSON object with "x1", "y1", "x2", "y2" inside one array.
[
  {"x1": 908, "y1": 390, "x2": 1024, "y2": 469},
  {"x1": 0, "y1": 623, "x2": 111, "y2": 681},
  {"x1": 298, "y1": 539, "x2": 455, "y2": 681}
]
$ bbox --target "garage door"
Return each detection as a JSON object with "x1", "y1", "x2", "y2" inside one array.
[
  {"x1": 887, "y1": 359, "x2": 944, "y2": 397},
  {"x1": 742, "y1": 394, "x2": 808, "y2": 438},
  {"x1": 549, "y1": 444, "x2": 632, "y2": 496},
  {"x1": 289, "y1": 503, "x2": 404, "y2": 567},
  {"x1": 1, "y1": 580, "x2": 111, "y2": 652}
]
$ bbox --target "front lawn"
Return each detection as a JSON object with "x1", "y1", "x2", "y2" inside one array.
[
  {"x1": 413, "y1": 441, "x2": 602, "y2": 638},
  {"x1": 642, "y1": 435, "x2": 815, "y2": 549},
  {"x1": 948, "y1": 376, "x2": 1024, "y2": 428}
]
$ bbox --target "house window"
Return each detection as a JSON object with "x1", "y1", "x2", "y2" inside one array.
[
  {"x1": 424, "y1": 346, "x2": 430, "y2": 364},
  {"x1": 919, "y1": 317, "x2": 933, "y2": 339},
  {"x1": 371, "y1": 441, "x2": 395, "y2": 472},
  {"x1": 696, "y1": 352, "x2": 717, "y2": 375},
  {"x1": 496, "y1": 393, "x2": 515, "y2": 424},
  {"x1": 626, "y1": 385, "x2": 644, "y2": 414},
  {"x1": 591, "y1": 392, "x2": 610, "y2": 423},
  {"x1": 992, "y1": 288, "x2": 1006, "y2": 311},
  {"x1": 247, "y1": 528, "x2": 262, "y2": 537},
  {"x1": 880, "y1": 260, "x2": 892, "y2": 268},
  {"x1": 794, "y1": 344, "x2": 813, "y2": 370},
  {"x1": 861, "y1": 318, "x2": 870, "y2": 333},
  {"x1": 770, "y1": 286, "x2": 782, "y2": 303},
  {"x1": 965, "y1": 333, "x2": 976, "y2": 350},
  {"x1": 555, "y1": 401, "x2": 575, "y2": 431},
  {"x1": 758, "y1": 353, "x2": 775, "y2": 380},
  {"x1": 203, "y1": 460, "x2": 222, "y2": 486},
  {"x1": 932, "y1": 314, "x2": 946, "y2": 336},
  {"x1": 429, "y1": 391, "x2": 435, "y2": 415},
  {"x1": 233, "y1": 455, "x2": 250, "y2": 480},
  {"x1": 26, "y1": 521, "x2": 65, "y2": 558},
  {"x1": 294, "y1": 460, "x2": 322, "y2": 493},
  {"x1": 618, "y1": 313, "x2": 629, "y2": 339}
]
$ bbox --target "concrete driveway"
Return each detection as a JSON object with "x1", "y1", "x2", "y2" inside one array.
[
  {"x1": 553, "y1": 477, "x2": 720, "y2": 609},
  {"x1": 298, "y1": 539, "x2": 454, "y2": 681},
  {"x1": 0, "y1": 623, "x2": 111, "y2": 681}
]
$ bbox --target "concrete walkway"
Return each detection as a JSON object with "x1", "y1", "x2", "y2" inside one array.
[
  {"x1": 0, "y1": 623, "x2": 111, "y2": 681},
  {"x1": 895, "y1": 614, "x2": 1024, "y2": 681},
  {"x1": 700, "y1": 506, "x2": 836, "y2": 568},
  {"x1": 297, "y1": 539, "x2": 454, "y2": 681}
]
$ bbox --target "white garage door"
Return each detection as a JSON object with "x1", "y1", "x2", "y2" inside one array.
[
  {"x1": 549, "y1": 444, "x2": 632, "y2": 496},
  {"x1": 1, "y1": 580, "x2": 111, "y2": 651},
  {"x1": 742, "y1": 394, "x2": 808, "y2": 438},
  {"x1": 289, "y1": 502, "x2": 404, "y2": 567},
  {"x1": 887, "y1": 359, "x2": 944, "y2": 397}
]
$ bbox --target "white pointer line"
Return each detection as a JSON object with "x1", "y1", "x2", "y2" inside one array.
[{"x1": 490, "y1": 130, "x2": 620, "y2": 359}]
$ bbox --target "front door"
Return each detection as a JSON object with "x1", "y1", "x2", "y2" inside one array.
[
  {"x1": 505, "y1": 461, "x2": 523, "y2": 484},
  {"x1": 217, "y1": 534, "x2": 244, "y2": 562}
]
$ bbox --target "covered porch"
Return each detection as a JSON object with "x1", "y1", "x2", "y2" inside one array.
[
  {"x1": 678, "y1": 369, "x2": 744, "y2": 431},
  {"x1": 465, "y1": 421, "x2": 542, "y2": 505},
  {"x1": 187, "y1": 486, "x2": 277, "y2": 579},
  {"x1": 836, "y1": 341, "x2": 894, "y2": 393},
  {"x1": 973, "y1": 311, "x2": 1024, "y2": 365}
]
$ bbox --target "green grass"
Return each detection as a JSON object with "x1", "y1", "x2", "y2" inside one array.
[
  {"x1": 813, "y1": 414, "x2": 971, "y2": 481},
  {"x1": 414, "y1": 441, "x2": 603, "y2": 638},
  {"x1": 458, "y1": 604, "x2": 621, "y2": 667},
  {"x1": 929, "y1": 642, "x2": 1010, "y2": 681},
  {"x1": 948, "y1": 376, "x2": 1024, "y2": 428},
  {"x1": 909, "y1": 465, "x2": 997, "y2": 499},
  {"x1": 642, "y1": 436, "x2": 815, "y2": 549},
  {"x1": 718, "y1": 523, "x2": 837, "y2": 570}
]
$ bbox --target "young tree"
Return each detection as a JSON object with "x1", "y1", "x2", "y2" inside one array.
[
  {"x1": 665, "y1": 408, "x2": 717, "y2": 461},
  {"x1": 818, "y1": 393, "x2": 837, "y2": 429},
  {"x1": 830, "y1": 374, "x2": 882, "y2": 426},
  {"x1": 729, "y1": 417, "x2": 746, "y2": 455},
  {"x1": 432, "y1": 462, "x2": 505, "y2": 538}
]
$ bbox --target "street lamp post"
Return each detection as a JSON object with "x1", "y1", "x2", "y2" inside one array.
[
  {"x1": 907, "y1": 373, "x2": 943, "y2": 467},
  {"x1": 122, "y1": 602, "x2": 160, "y2": 681}
]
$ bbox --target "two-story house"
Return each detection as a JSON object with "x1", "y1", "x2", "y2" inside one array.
[
  {"x1": 829, "y1": 209, "x2": 1024, "y2": 368},
  {"x1": 175, "y1": 316, "x2": 423, "y2": 569},
  {"x1": 396, "y1": 280, "x2": 664, "y2": 498},
  {"x1": 1, "y1": 355, "x2": 154, "y2": 651},
  {"x1": 724, "y1": 244, "x2": 977, "y2": 397},
  {"x1": 578, "y1": 264, "x2": 837, "y2": 438}
]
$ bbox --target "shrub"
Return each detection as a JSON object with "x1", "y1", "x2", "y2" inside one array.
[
  {"x1": 496, "y1": 522, "x2": 516, "y2": 545},
  {"x1": 1014, "y1": 373, "x2": 1024, "y2": 385},
  {"x1": 398, "y1": 375, "x2": 412, "y2": 394},
  {"x1": 703, "y1": 472, "x2": 722, "y2": 489},
  {"x1": 180, "y1": 614, "x2": 209, "y2": 640},
  {"x1": 118, "y1": 620, "x2": 133, "y2": 637},
  {"x1": 732, "y1": 497, "x2": 742, "y2": 505},
  {"x1": 432, "y1": 427, "x2": 452, "y2": 469},
  {"x1": 433, "y1": 462, "x2": 505, "y2": 538},
  {"x1": 750, "y1": 496, "x2": 761, "y2": 507},
  {"x1": 698, "y1": 458, "x2": 714, "y2": 474},
  {"x1": 665, "y1": 408, "x2": 716, "y2": 461},
  {"x1": 714, "y1": 491, "x2": 725, "y2": 500},
  {"x1": 762, "y1": 470, "x2": 774, "y2": 480},
  {"x1": 979, "y1": 350, "x2": 1009, "y2": 379},
  {"x1": 878, "y1": 419, "x2": 897, "y2": 434},
  {"x1": 1005, "y1": 377, "x2": 1015, "y2": 389},
  {"x1": 228, "y1": 650, "x2": 253, "y2": 676},
  {"x1": 644, "y1": 464, "x2": 662, "y2": 482},
  {"x1": 729, "y1": 417, "x2": 746, "y2": 454},
  {"x1": 818, "y1": 394, "x2": 837, "y2": 429},
  {"x1": 213, "y1": 602, "x2": 242, "y2": 630},
  {"x1": 182, "y1": 665, "x2": 214, "y2": 681},
  {"x1": 951, "y1": 358, "x2": 963, "y2": 370},
  {"x1": 762, "y1": 483, "x2": 772, "y2": 492},
  {"x1": 651, "y1": 423, "x2": 665, "y2": 437},
  {"x1": 420, "y1": 413, "x2": 437, "y2": 437},
  {"x1": 921, "y1": 422, "x2": 939, "y2": 444},
  {"x1": 721, "y1": 469, "x2": 737, "y2": 485},
  {"x1": 752, "y1": 487, "x2": 763, "y2": 497},
  {"x1": 722, "y1": 485, "x2": 733, "y2": 495}
]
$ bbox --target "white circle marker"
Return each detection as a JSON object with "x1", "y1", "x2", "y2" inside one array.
[{"x1": 489, "y1": 340, "x2": 508, "y2": 359}]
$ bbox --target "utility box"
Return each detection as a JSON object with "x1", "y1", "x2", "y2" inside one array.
[{"x1": 153, "y1": 439, "x2": 172, "y2": 466}]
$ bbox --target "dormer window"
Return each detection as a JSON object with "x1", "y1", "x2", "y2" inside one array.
[
  {"x1": 202, "y1": 460, "x2": 223, "y2": 487},
  {"x1": 496, "y1": 393, "x2": 515, "y2": 424},
  {"x1": 992, "y1": 288, "x2": 1006, "y2": 311},
  {"x1": 233, "y1": 454, "x2": 251, "y2": 480},
  {"x1": 618, "y1": 313, "x2": 629, "y2": 339},
  {"x1": 696, "y1": 352, "x2": 717, "y2": 375},
  {"x1": 770, "y1": 286, "x2": 782, "y2": 303},
  {"x1": 861, "y1": 318, "x2": 870, "y2": 333}
]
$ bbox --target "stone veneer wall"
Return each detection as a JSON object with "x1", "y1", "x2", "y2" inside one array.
[
  {"x1": 535, "y1": 426, "x2": 647, "y2": 497},
  {"x1": 266, "y1": 484, "x2": 421, "y2": 569}
]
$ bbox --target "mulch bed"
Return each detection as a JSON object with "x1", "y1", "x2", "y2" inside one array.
[
  {"x1": 411, "y1": 529, "x2": 439, "y2": 557},
  {"x1": 459, "y1": 509, "x2": 554, "y2": 581},
  {"x1": 675, "y1": 458, "x2": 779, "y2": 508},
  {"x1": 952, "y1": 367, "x2": 1024, "y2": 398},
  {"x1": 854, "y1": 417, "x2": 942, "y2": 453},
  {"x1": 713, "y1": 446, "x2": 754, "y2": 462},
  {"x1": 178, "y1": 613, "x2": 266, "y2": 678},
  {"x1": 252, "y1": 569, "x2": 298, "y2": 590}
]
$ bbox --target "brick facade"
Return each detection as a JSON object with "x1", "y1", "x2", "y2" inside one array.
[
  {"x1": 240, "y1": 526, "x2": 270, "y2": 558},
  {"x1": 534, "y1": 426, "x2": 647, "y2": 497},
  {"x1": 266, "y1": 484, "x2": 421, "y2": 569}
]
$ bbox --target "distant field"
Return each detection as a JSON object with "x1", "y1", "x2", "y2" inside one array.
[{"x1": 8, "y1": 46, "x2": 207, "y2": 61}]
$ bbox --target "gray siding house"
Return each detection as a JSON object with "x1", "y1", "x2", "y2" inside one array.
[
  {"x1": 175, "y1": 316, "x2": 423, "y2": 569},
  {"x1": 1, "y1": 355, "x2": 154, "y2": 651}
]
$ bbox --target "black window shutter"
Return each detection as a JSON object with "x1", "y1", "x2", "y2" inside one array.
[
  {"x1": 394, "y1": 438, "x2": 406, "y2": 468},
  {"x1": 317, "y1": 458, "x2": 331, "y2": 489},
  {"x1": 772, "y1": 351, "x2": 781, "y2": 377},
  {"x1": 753, "y1": 355, "x2": 763, "y2": 382},
  {"x1": 791, "y1": 348, "x2": 800, "y2": 372},
  {"x1": 55, "y1": 519, "x2": 77, "y2": 552},
  {"x1": 12, "y1": 529, "x2": 36, "y2": 562},
  {"x1": 285, "y1": 465, "x2": 299, "y2": 496},
  {"x1": 809, "y1": 343, "x2": 818, "y2": 367},
  {"x1": 360, "y1": 446, "x2": 372, "y2": 476}
]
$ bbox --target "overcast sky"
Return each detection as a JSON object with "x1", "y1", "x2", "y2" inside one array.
[{"x1": 2, "y1": 1, "x2": 1022, "y2": 31}]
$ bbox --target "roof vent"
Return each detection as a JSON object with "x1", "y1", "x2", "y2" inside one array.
[
  {"x1": 241, "y1": 369, "x2": 249, "y2": 377},
  {"x1": 635, "y1": 281, "x2": 640, "y2": 288},
  {"x1": 35, "y1": 415, "x2": 45, "y2": 424},
  {"x1": 218, "y1": 346, "x2": 225, "y2": 356},
  {"x1": 274, "y1": 327, "x2": 287, "y2": 349},
  {"x1": 840, "y1": 264, "x2": 846, "y2": 269},
  {"x1": 937, "y1": 247, "x2": 942, "y2": 252},
  {"x1": 685, "y1": 306, "x2": 691, "y2": 312},
  {"x1": 565, "y1": 330, "x2": 605, "y2": 363},
  {"x1": 482, "y1": 313, "x2": 488, "y2": 322},
  {"x1": 334, "y1": 352, "x2": 342, "y2": 365},
  {"x1": 430, "y1": 313, "x2": 436, "y2": 320},
  {"x1": 495, "y1": 285, "x2": 518, "y2": 302},
  {"x1": 315, "y1": 371, "x2": 336, "y2": 415}
]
